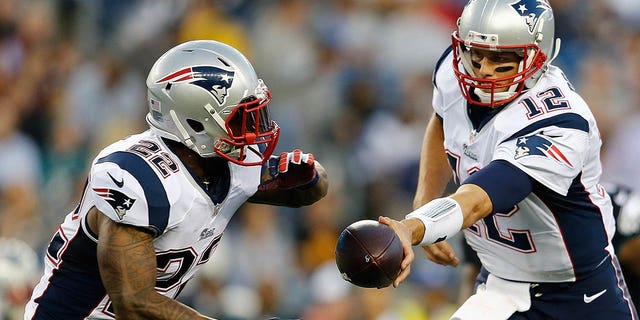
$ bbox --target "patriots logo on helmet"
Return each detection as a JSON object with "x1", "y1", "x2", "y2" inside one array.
[
  {"x1": 510, "y1": 0, "x2": 552, "y2": 33},
  {"x1": 93, "y1": 188, "x2": 136, "y2": 220},
  {"x1": 514, "y1": 133, "x2": 573, "y2": 168},
  {"x1": 155, "y1": 66, "x2": 235, "y2": 107}
]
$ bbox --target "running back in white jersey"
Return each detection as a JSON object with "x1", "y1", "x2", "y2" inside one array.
[
  {"x1": 25, "y1": 130, "x2": 261, "y2": 319},
  {"x1": 433, "y1": 48, "x2": 615, "y2": 283}
]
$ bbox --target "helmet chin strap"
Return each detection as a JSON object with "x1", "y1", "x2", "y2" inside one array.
[
  {"x1": 169, "y1": 109, "x2": 195, "y2": 149},
  {"x1": 203, "y1": 103, "x2": 241, "y2": 157},
  {"x1": 203, "y1": 104, "x2": 227, "y2": 130},
  {"x1": 547, "y1": 38, "x2": 562, "y2": 65}
]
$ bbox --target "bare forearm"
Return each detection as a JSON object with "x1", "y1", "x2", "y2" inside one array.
[
  {"x1": 97, "y1": 217, "x2": 212, "y2": 320},
  {"x1": 414, "y1": 114, "x2": 452, "y2": 209},
  {"x1": 449, "y1": 184, "x2": 493, "y2": 228},
  {"x1": 404, "y1": 184, "x2": 493, "y2": 245}
]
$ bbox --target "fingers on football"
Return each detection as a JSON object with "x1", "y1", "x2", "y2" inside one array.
[{"x1": 379, "y1": 216, "x2": 414, "y2": 288}]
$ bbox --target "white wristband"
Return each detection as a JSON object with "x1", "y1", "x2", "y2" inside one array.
[{"x1": 405, "y1": 197, "x2": 463, "y2": 245}]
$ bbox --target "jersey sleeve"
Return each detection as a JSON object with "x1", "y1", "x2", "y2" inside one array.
[
  {"x1": 493, "y1": 115, "x2": 590, "y2": 196},
  {"x1": 89, "y1": 151, "x2": 171, "y2": 237},
  {"x1": 431, "y1": 46, "x2": 453, "y2": 117},
  {"x1": 432, "y1": 79, "x2": 444, "y2": 117}
]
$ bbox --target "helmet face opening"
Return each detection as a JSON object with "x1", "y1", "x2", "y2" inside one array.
[
  {"x1": 452, "y1": 31, "x2": 547, "y2": 107},
  {"x1": 217, "y1": 89, "x2": 280, "y2": 166},
  {"x1": 452, "y1": 0, "x2": 557, "y2": 108}
]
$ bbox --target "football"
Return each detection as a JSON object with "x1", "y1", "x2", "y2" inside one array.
[{"x1": 335, "y1": 219, "x2": 403, "y2": 288}]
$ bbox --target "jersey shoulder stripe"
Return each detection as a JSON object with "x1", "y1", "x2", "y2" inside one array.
[
  {"x1": 503, "y1": 112, "x2": 589, "y2": 143},
  {"x1": 97, "y1": 151, "x2": 170, "y2": 236}
]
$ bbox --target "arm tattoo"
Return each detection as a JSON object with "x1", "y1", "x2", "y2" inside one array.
[{"x1": 97, "y1": 217, "x2": 207, "y2": 319}]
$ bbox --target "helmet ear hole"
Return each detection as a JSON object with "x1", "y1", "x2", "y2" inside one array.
[{"x1": 186, "y1": 119, "x2": 205, "y2": 133}]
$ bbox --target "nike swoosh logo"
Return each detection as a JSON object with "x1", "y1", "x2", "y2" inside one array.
[
  {"x1": 583, "y1": 289, "x2": 607, "y2": 303},
  {"x1": 107, "y1": 172, "x2": 124, "y2": 188}
]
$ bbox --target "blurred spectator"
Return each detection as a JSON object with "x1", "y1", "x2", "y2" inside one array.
[
  {"x1": 250, "y1": 0, "x2": 319, "y2": 150},
  {"x1": 602, "y1": 114, "x2": 640, "y2": 192},
  {"x1": 371, "y1": 0, "x2": 452, "y2": 90},
  {"x1": 297, "y1": 187, "x2": 344, "y2": 273},
  {"x1": 176, "y1": 0, "x2": 250, "y2": 55},
  {"x1": 0, "y1": 102, "x2": 42, "y2": 247},
  {"x1": 606, "y1": 0, "x2": 640, "y2": 28},
  {"x1": 0, "y1": 237, "x2": 40, "y2": 320},
  {"x1": 223, "y1": 203, "x2": 301, "y2": 317},
  {"x1": 409, "y1": 256, "x2": 459, "y2": 320},
  {"x1": 64, "y1": 51, "x2": 146, "y2": 145},
  {"x1": 302, "y1": 260, "x2": 355, "y2": 320},
  {"x1": 39, "y1": 113, "x2": 89, "y2": 232}
]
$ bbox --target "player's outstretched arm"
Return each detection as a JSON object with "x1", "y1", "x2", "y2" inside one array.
[
  {"x1": 380, "y1": 183, "x2": 493, "y2": 287},
  {"x1": 250, "y1": 149, "x2": 329, "y2": 207},
  {"x1": 91, "y1": 208, "x2": 216, "y2": 320},
  {"x1": 383, "y1": 158, "x2": 534, "y2": 287}
]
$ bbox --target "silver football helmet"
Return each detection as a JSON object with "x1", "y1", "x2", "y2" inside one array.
[
  {"x1": 452, "y1": 0, "x2": 561, "y2": 107},
  {"x1": 146, "y1": 40, "x2": 280, "y2": 165}
]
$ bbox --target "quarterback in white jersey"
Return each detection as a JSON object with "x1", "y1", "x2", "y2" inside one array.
[
  {"x1": 379, "y1": 0, "x2": 637, "y2": 319},
  {"x1": 25, "y1": 41, "x2": 328, "y2": 320},
  {"x1": 434, "y1": 53, "x2": 611, "y2": 283}
]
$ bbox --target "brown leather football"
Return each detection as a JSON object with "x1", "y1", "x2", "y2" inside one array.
[{"x1": 335, "y1": 220, "x2": 403, "y2": 288}]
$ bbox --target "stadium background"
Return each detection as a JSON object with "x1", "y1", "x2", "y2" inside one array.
[{"x1": 1, "y1": 0, "x2": 639, "y2": 319}]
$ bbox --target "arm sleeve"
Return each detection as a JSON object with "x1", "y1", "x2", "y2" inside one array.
[{"x1": 463, "y1": 159, "x2": 533, "y2": 214}]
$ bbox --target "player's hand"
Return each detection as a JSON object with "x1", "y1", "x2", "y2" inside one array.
[
  {"x1": 258, "y1": 149, "x2": 318, "y2": 191},
  {"x1": 421, "y1": 241, "x2": 459, "y2": 267},
  {"x1": 379, "y1": 216, "x2": 415, "y2": 288}
]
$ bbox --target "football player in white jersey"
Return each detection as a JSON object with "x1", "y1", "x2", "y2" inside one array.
[
  {"x1": 25, "y1": 40, "x2": 328, "y2": 320},
  {"x1": 379, "y1": 0, "x2": 638, "y2": 319},
  {"x1": 457, "y1": 182, "x2": 640, "y2": 312}
]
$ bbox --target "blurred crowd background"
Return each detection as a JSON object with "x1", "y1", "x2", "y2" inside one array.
[{"x1": 1, "y1": 0, "x2": 640, "y2": 319}]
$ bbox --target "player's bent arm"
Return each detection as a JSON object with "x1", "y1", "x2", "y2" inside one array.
[
  {"x1": 91, "y1": 208, "x2": 216, "y2": 320},
  {"x1": 404, "y1": 160, "x2": 533, "y2": 245},
  {"x1": 413, "y1": 113, "x2": 452, "y2": 209},
  {"x1": 384, "y1": 161, "x2": 532, "y2": 286},
  {"x1": 403, "y1": 184, "x2": 492, "y2": 245},
  {"x1": 248, "y1": 160, "x2": 329, "y2": 207}
]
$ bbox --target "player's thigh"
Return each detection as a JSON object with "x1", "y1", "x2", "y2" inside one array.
[{"x1": 511, "y1": 259, "x2": 636, "y2": 320}]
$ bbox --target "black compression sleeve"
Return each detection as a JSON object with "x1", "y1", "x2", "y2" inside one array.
[{"x1": 463, "y1": 160, "x2": 533, "y2": 214}]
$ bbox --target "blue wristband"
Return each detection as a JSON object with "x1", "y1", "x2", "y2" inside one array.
[{"x1": 299, "y1": 171, "x2": 320, "y2": 189}]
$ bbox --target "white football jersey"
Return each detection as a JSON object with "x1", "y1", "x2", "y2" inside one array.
[
  {"x1": 434, "y1": 48, "x2": 615, "y2": 283},
  {"x1": 25, "y1": 130, "x2": 261, "y2": 319}
]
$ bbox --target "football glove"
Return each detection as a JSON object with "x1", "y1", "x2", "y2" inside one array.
[{"x1": 259, "y1": 149, "x2": 318, "y2": 191}]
